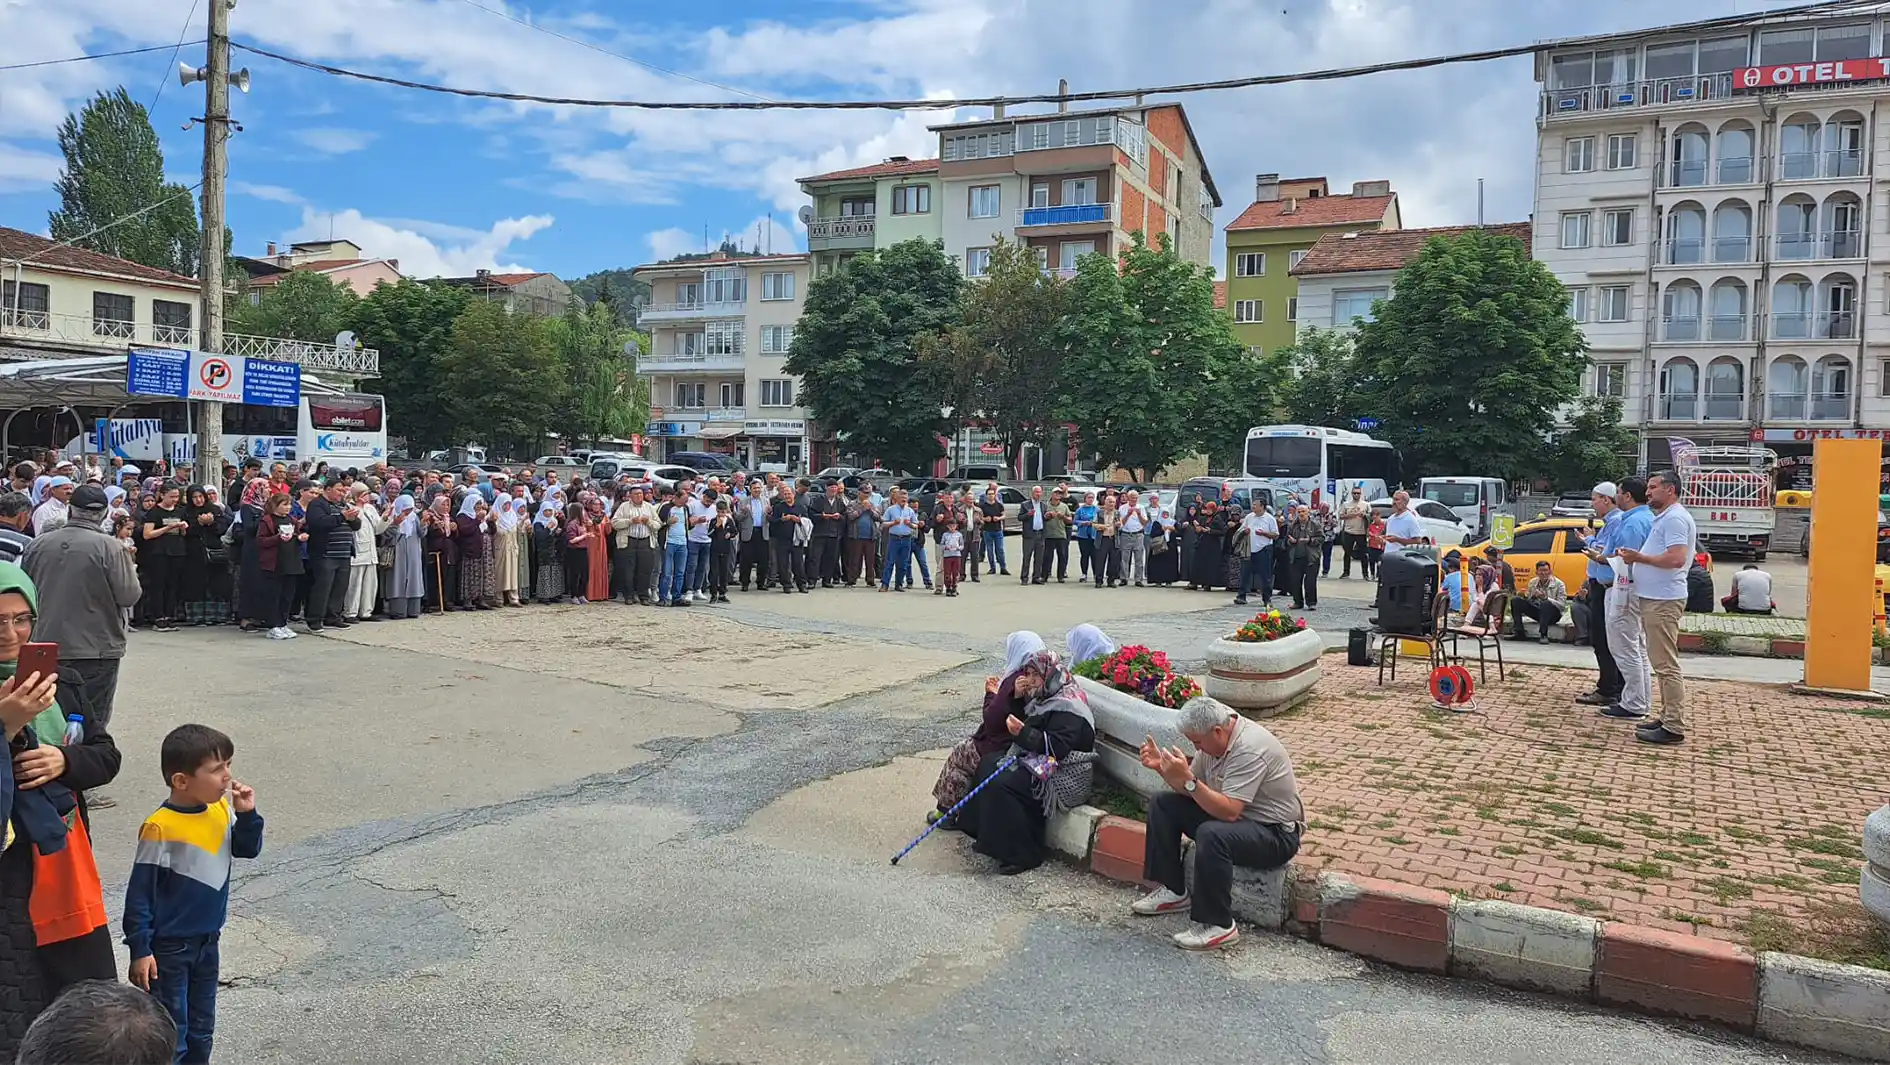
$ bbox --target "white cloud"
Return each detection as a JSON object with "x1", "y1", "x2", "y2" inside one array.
[
  {"x1": 0, "y1": 144, "x2": 62, "y2": 193},
  {"x1": 292, "y1": 127, "x2": 378, "y2": 155},
  {"x1": 645, "y1": 226, "x2": 702, "y2": 262},
  {"x1": 281, "y1": 207, "x2": 555, "y2": 277},
  {"x1": 231, "y1": 181, "x2": 306, "y2": 205},
  {"x1": 642, "y1": 214, "x2": 801, "y2": 263}
]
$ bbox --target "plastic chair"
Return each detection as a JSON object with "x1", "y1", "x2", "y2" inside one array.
[
  {"x1": 1377, "y1": 591, "x2": 1450, "y2": 685},
  {"x1": 1447, "y1": 589, "x2": 1510, "y2": 684}
]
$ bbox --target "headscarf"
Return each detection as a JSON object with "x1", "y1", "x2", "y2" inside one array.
[
  {"x1": 457, "y1": 492, "x2": 484, "y2": 520},
  {"x1": 534, "y1": 499, "x2": 560, "y2": 528},
  {"x1": 28, "y1": 475, "x2": 49, "y2": 505},
  {"x1": 1015, "y1": 649, "x2": 1092, "y2": 728},
  {"x1": 1003, "y1": 630, "x2": 1046, "y2": 676},
  {"x1": 1065, "y1": 624, "x2": 1115, "y2": 667},
  {"x1": 240, "y1": 477, "x2": 271, "y2": 509},
  {"x1": 0, "y1": 562, "x2": 76, "y2": 855},
  {"x1": 495, "y1": 496, "x2": 523, "y2": 534},
  {"x1": 390, "y1": 493, "x2": 419, "y2": 536},
  {"x1": 103, "y1": 485, "x2": 127, "y2": 508}
]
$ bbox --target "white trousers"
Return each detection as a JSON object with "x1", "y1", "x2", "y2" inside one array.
[
  {"x1": 343, "y1": 562, "x2": 379, "y2": 619},
  {"x1": 1604, "y1": 582, "x2": 1649, "y2": 713}
]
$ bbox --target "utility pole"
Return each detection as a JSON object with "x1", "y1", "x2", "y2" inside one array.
[{"x1": 195, "y1": 0, "x2": 232, "y2": 480}]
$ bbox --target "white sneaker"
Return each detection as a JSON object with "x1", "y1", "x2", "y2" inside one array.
[
  {"x1": 1173, "y1": 922, "x2": 1239, "y2": 951},
  {"x1": 278, "y1": 626, "x2": 298, "y2": 640},
  {"x1": 266, "y1": 626, "x2": 292, "y2": 640},
  {"x1": 1130, "y1": 887, "x2": 1191, "y2": 916}
]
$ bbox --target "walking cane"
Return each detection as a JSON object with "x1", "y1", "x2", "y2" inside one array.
[
  {"x1": 889, "y1": 754, "x2": 1019, "y2": 866},
  {"x1": 433, "y1": 552, "x2": 445, "y2": 613}
]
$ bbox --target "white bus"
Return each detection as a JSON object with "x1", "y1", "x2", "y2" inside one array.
[
  {"x1": 1240, "y1": 424, "x2": 1399, "y2": 506},
  {"x1": 297, "y1": 393, "x2": 388, "y2": 466}
]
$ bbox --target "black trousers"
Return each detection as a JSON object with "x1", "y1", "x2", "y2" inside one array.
[
  {"x1": 1039, "y1": 537, "x2": 1069, "y2": 580},
  {"x1": 739, "y1": 537, "x2": 769, "y2": 588},
  {"x1": 611, "y1": 545, "x2": 636, "y2": 602},
  {"x1": 1145, "y1": 792, "x2": 1300, "y2": 929},
  {"x1": 1341, "y1": 532, "x2": 1367, "y2": 576},
  {"x1": 261, "y1": 571, "x2": 297, "y2": 628},
  {"x1": 1511, "y1": 597, "x2": 1564, "y2": 635},
  {"x1": 1290, "y1": 553, "x2": 1318, "y2": 607},
  {"x1": 709, "y1": 542, "x2": 734, "y2": 594},
  {"x1": 1076, "y1": 537, "x2": 1095, "y2": 577},
  {"x1": 1093, "y1": 536, "x2": 1118, "y2": 586},
  {"x1": 772, "y1": 539, "x2": 805, "y2": 591},
  {"x1": 564, "y1": 548, "x2": 587, "y2": 598},
  {"x1": 305, "y1": 557, "x2": 348, "y2": 625},
  {"x1": 624, "y1": 541, "x2": 656, "y2": 601},
  {"x1": 811, "y1": 536, "x2": 842, "y2": 585},
  {"x1": 63, "y1": 657, "x2": 122, "y2": 732},
  {"x1": 1018, "y1": 533, "x2": 1043, "y2": 583},
  {"x1": 1585, "y1": 578, "x2": 1621, "y2": 698},
  {"x1": 143, "y1": 553, "x2": 185, "y2": 621}
]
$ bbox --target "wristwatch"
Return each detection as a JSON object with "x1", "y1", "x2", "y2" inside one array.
[{"x1": 1183, "y1": 779, "x2": 1197, "y2": 794}]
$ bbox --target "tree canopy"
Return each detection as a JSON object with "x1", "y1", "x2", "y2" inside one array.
[
  {"x1": 568, "y1": 268, "x2": 649, "y2": 329},
  {"x1": 351, "y1": 279, "x2": 471, "y2": 452},
  {"x1": 441, "y1": 300, "x2": 565, "y2": 458},
  {"x1": 229, "y1": 271, "x2": 359, "y2": 343},
  {"x1": 548, "y1": 299, "x2": 648, "y2": 445},
  {"x1": 1545, "y1": 395, "x2": 1639, "y2": 491},
  {"x1": 49, "y1": 88, "x2": 202, "y2": 277}
]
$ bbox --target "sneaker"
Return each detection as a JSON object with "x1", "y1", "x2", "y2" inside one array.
[
  {"x1": 268, "y1": 626, "x2": 297, "y2": 640},
  {"x1": 1574, "y1": 691, "x2": 1610, "y2": 706},
  {"x1": 1599, "y1": 704, "x2": 1647, "y2": 721},
  {"x1": 1232, "y1": 597, "x2": 1248, "y2": 606},
  {"x1": 1173, "y1": 922, "x2": 1239, "y2": 951},
  {"x1": 1130, "y1": 887, "x2": 1191, "y2": 916},
  {"x1": 1635, "y1": 723, "x2": 1684, "y2": 745}
]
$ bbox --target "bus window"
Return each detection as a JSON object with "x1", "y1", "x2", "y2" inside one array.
[
  {"x1": 1245, "y1": 436, "x2": 1320, "y2": 479},
  {"x1": 1329, "y1": 442, "x2": 1396, "y2": 485}
]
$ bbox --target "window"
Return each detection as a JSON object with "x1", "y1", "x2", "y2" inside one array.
[
  {"x1": 1058, "y1": 241, "x2": 1094, "y2": 270},
  {"x1": 1508, "y1": 529, "x2": 1560, "y2": 555},
  {"x1": 964, "y1": 247, "x2": 992, "y2": 278},
  {"x1": 1034, "y1": 245, "x2": 1049, "y2": 271},
  {"x1": 1287, "y1": 297, "x2": 1298, "y2": 322},
  {"x1": 1333, "y1": 287, "x2": 1387, "y2": 325},
  {"x1": 1234, "y1": 299, "x2": 1262, "y2": 323},
  {"x1": 676, "y1": 331, "x2": 704, "y2": 356},
  {"x1": 1598, "y1": 285, "x2": 1630, "y2": 322},
  {"x1": 704, "y1": 320, "x2": 741, "y2": 355},
  {"x1": 1566, "y1": 136, "x2": 1596, "y2": 173},
  {"x1": 1062, "y1": 177, "x2": 1097, "y2": 206},
  {"x1": 720, "y1": 381, "x2": 745, "y2": 408},
  {"x1": 892, "y1": 184, "x2": 931, "y2": 214},
  {"x1": 91, "y1": 292, "x2": 133, "y2": 338},
  {"x1": 1, "y1": 280, "x2": 49, "y2": 328},
  {"x1": 152, "y1": 299, "x2": 192, "y2": 343},
  {"x1": 676, "y1": 281, "x2": 701, "y2": 306},
  {"x1": 1602, "y1": 208, "x2": 1633, "y2": 247},
  {"x1": 1234, "y1": 252, "x2": 1266, "y2": 277},
  {"x1": 1880, "y1": 360, "x2": 1890, "y2": 398},
  {"x1": 674, "y1": 382, "x2": 706, "y2": 408},
  {"x1": 1560, "y1": 211, "x2": 1592, "y2": 249},
  {"x1": 941, "y1": 130, "x2": 1014, "y2": 160},
  {"x1": 1606, "y1": 134, "x2": 1637, "y2": 170},
  {"x1": 761, "y1": 325, "x2": 795, "y2": 353},
  {"x1": 703, "y1": 268, "x2": 745, "y2": 304},
  {"x1": 1289, "y1": 249, "x2": 1308, "y2": 270},
  {"x1": 1030, "y1": 183, "x2": 1049, "y2": 209},
  {"x1": 1568, "y1": 286, "x2": 1589, "y2": 322},
  {"x1": 760, "y1": 379, "x2": 795, "y2": 407},
  {"x1": 1594, "y1": 362, "x2": 1626, "y2": 398},
  {"x1": 968, "y1": 184, "x2": 1001, "y2": 219},
  {"x1": 839, "y1": 197, "x2": 875, "y2": 217},
  {"x1": 760, "y1": 272, "x2": 795, "y2": 301}
]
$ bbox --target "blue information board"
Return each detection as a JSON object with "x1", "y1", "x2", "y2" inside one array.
[
  {"x1": 127, "y1": 348, "x2": 188, "y2": 399},
  {"x1": 242, "y1": 358, "x2": 301, "y2": 408}
]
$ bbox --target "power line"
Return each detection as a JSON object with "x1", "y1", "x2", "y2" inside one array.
[
  {"x1": 148, "y1": 0, "x2": 206, "y2": 112},
  {"x1": 1, "y1": 183, "x2": 205, "y2": 273},
  {"x1": 445, "y1": 0, "x2": 772, "y2": 103},
  {"x1": 0, "y1": 42, "x2": 201, "y2": 73},
  {"x1": 233, "y1": 0, "x2": 1866, "y2": 112}
]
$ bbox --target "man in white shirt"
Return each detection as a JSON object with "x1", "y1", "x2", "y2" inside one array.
[
  {"x1": 32, "y1": 476, "x2": 74, "y2": 535},
  {"x1": 1232, "y1": 502, "x2": 1279, "y2": 607},
  {"x1": 1118, "y1": 490, "x2": 1149, "y2": 587},
  {"x1": 1618, "y1": 471, "x2": 1697, "y2": 745},
  {"x1": 611, "y1": 485, "x2": 660, "y2": 604},
  {"x1": 1721, "y1": 564, "x2": 1774, "y2": 615},
  {"x1": 683, "y1": 489, "x2": 716, "y2": 602},
  {"x1": 1380, "y1": 491, "x2": 1424, "y2": 556}
]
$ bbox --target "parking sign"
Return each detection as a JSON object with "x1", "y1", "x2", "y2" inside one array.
[{"x1": 1491, "y1": 514, "x2": 1516, "y2": 549}]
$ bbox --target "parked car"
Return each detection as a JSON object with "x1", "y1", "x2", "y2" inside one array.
[
  {"x1": 1549, "y1": 491, "x2": 1597, "y2": 519},
  {"x1": 445, "y1": 462, "x2": 508, "y2": 479},
  {"x1": 1417, "y1": 476, "x2": 1510, "y2": 541},
  {"x1": 1799, "y1": 509, "x2": 1890, "y2": 563},
  {"x1": 1369, "y1": 497, "x2": 1470, "y2": 548},
  {"x1": 1458, "y1": 516, "x2": 1598, "y2": 596},
  {"x1": 1174, "y1": 477, "x2": 1298, "y2": 518},
  {"x1": 535, "y1": 455, "x2": 589, "y2": 470},
  {"x1": 667, "y1": 451, "x2": 742, "y2": 474},
  {"x1": 945, "y1": 463, "x2": 1009, "y2": 483}
]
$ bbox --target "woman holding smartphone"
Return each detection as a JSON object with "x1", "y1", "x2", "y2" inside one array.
[{"x1": 138, "y1": 485, "x2": 189, "y2": 632}]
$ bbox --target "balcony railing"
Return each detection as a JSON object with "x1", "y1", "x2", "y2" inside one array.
[
  {"x1": 1665, "y1": 238, "x2": 1704, "y2": 265},
  {"x1": 1781, "y1": 148, "x2": 1864, "y2": 180},
  {"x1": 1658, "y1": 393, "x2": 1699, "y2": 420},
  {"x1": 639, "y1": 300, "x2": 745, "y2": 322},
  {"x1": 806, "y1": 216, "x2": 875, "y2": 242},
  {"x1": 1717, "y1": 156, "x2": 1755, "y2": 184},
  {"x1": 1776, "y1": 230, "x2": 1862, "y2": 260},
  {"x1": 1771, "y1": 311, "x2": 1856, "y2": 340},
  {"x1": 0, "y1": 307, "x2": 380, "y2": 373},
  {"x1": 1017, "y1": 201, "x2": 1118, "y2": 227},
  {"x1": 1660, "y1": 315, "x2": 1701, "y2": 342},
  {"x1": 1707, "y1": 314, "x2": 1752, "y2": 341},
  {"x1": 637, "y1": 351, "x2": 747, "y2": 373},
  {"x1": 1657, "y1": 392, "x2": 1746, "y2": 421},
  {"x1": 1543, "y1": 73, "x2": 1735, "y2": 117},
  {"x1": 1712, "y1": 236, "x2": 1750, "y2": 262},
  {"x1": 1702, "y1": 392, "x2": 1745, "y2": 420},
  {"x1": 1767, "y1": 391, "x2": 1852, "y2": 420}
]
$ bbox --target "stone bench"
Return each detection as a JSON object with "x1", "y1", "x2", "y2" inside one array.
[{"x1": 1046, "y1": 803, "x2": 1291, "y2": 931}]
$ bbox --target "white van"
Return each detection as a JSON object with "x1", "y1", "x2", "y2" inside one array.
[{"x1": 1417, "y1": 476, "x2": 1509, "y2": 541}]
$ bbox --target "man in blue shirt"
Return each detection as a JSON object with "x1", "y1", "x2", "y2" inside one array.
[
  {"x1": 1593, "y1": 478, "x2": 1654, "y2": 723},
  {"x1": 1568, "y1": 483, "x2": 1623, "y2": 707},
  {"x1": 1618, "y1": 471, "x2": 1696, "y2": 745},
  {"x1": 879, "y1": 489, "x2": 919, "y2": 591}
]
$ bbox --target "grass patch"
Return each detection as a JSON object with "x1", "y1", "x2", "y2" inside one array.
[
  {"x1": 1353, "y1": 722, "x2": 1385, "y2": 732},
  {"x1": 1652, "y1": 850, "x2": 1685, "y2": 862},
  {"x1": 1086, "y1": 777, "x2": 1147, "y2": 822},
  {"x1": 1675, "y1": 831, "x2": 1712, "y2": 846},
  {"x1": 1492, "y1": 881, "x2": 1517, "y2": 893},
  {"x1": 1382, "y1": 835, "x2": 1410, "y2": 845},
  {"x1": 1747, "y1": 902, "x2": 1890, "y2": 972},
  {"x1": 1307, "y1": 820, "x2": 1344, "y2": 833},
  {"x1": 1751, "y1": 873, "x2": 1812, "y2": 892},
  {"x1": 1508, "y1": 817, "x2": 1543, "y2": 828},
  {"x1": 1321, "y1": 804, "x2": 1355, "y2": 821},
  {"x1": 1601, "y1": 859, "x2": 1672, "y2": 879},
  {"x1": 1436, "y1": 827, "x2": 1462, "y2": 837},
  {"x1": 1549, "y1": 826, "x2": 1627, "y2": 850},
  {"x1": 1558, "y1": 895, "x2": 1607, "y2": 913},
  {"x1": 1723, "y1": 826, "x2": 1770, "y2": 843},
  {"x1": 1495, "y1": 845, "x2": 1526, "y2": 856},
  {"x1": 1662, "y1": 908, "x2": 1714, "y2": 928},
  {"x1": 1539, "y1": 802, "x2": 1578, "y2": 818},
  {"x1": 1703, "y1": 876, "x2": 1754, "y2": 902},
  {"x1": 1783, "y1": 836, "x2": 1865, "y2": 860},
  {"x1": 1371, "y1": 756, "x2": 1403, "y2": 765},
  {"x1": 1808, "y1": 823, "x2": 1851, "y2": 839}
]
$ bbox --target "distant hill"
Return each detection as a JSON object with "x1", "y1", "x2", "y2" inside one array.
[{"x1": 569, "y1": 268, "x2": 648, "y2": 328}]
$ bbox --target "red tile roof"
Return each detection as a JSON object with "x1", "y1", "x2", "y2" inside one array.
[
  {"x1": 0, "y1": 226, "x2": 197, "y2": 287},
  {"x1": 1290, "y1": 222, "x2": 1534, "y2": 276},
  {"x1": 1213, "y1": 280, "x2": 1226, "y2": 310},
  {"x1": 484, "y1": 272, "x2": 547, "y2": 286},
  {"x1": 1226, "y1": 192, "x2": 1396, "y2": 233},
  {"x1": 798, "y1": 158, "x2": 940, "y2": 184}
]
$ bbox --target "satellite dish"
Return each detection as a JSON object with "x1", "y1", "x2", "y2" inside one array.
[
  {"x1": 232, "y1": 68, "x2": 252, "y2": 94},
  {"x1": 796, "y1": 205, "x2": 814, "y2": 225},
  {"x1": 334, "y1": 330, "x2": 357, "y2": 352},
  {"x1": 178, "y1": 63, "x2": 206, "y2": 87},
  {"x1": 622, "y1": 337, "x2": 643, "y2": 356}
]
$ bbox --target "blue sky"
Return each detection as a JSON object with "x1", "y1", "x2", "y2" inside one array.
[{"x1": 0, "y1": 0, "x2": 1758, "y2": 279}]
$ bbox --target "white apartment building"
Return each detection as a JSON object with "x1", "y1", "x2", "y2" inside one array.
[
  {"x1": 631, "y1": 253, "x2": 816, "y2": 472},
  {"x1": 1535, "y1": 10, "x2": 1890, "y2": 486}
]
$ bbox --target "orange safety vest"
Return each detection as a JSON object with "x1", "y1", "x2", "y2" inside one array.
[{"x1": 29, "y1": 808, "x2": 109, "y2": 946}]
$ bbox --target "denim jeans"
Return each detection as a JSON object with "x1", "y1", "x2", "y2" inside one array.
[
  {"x1": 684, "y1": 539, "x2": 710, "y2": 594},
  {"x1": 1239, "y1": 546, "x2": 1274, "y2": 603},
  {"x1": 153, "y1": 933, "x2": 221, "y2": 1064},
  {"x1": 912, "y1": 538, "x2": 933, "y2": 585},
  {"x1": 662, "y1": 542, "x2": 688, "y2": 603},
  {"x1": 981, "y1": 530, "x2": 1006, "y2": 570},
  {"x1": 881, "y1": 536, "x2": 915, "y2": 588}
]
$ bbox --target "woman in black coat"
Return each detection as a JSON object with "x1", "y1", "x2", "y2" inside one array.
[{"x1": 955, "y1": 650, "x2": 1096, "y2": 875}]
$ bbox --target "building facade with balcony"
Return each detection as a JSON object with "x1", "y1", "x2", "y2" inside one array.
[
  {"x1": 1535, "y1": 10, "x2": 1890, "y2": 484},
  {"x1": 926, "y1": 102, "x2": 1221, "y2": 280},
  {"x1": 629, "y1": 252, "x2": 816, "y2": 472},
  {"x1": 1289, "y1": 223, "x2": 1534, "y2": 338},
  {"x1": 798, "y1": 157, "x2": 944, "y2": 277},
  {"x1": 1223, "y1": 175, "x2": 1401, "y2": 356}
]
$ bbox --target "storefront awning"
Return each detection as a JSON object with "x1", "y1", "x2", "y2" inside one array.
[{"x1": 698, "y1": 426, "x2": 743, "y2": 440}]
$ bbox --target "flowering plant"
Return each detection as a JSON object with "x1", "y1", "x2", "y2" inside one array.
[
  {"x1": 1071, "y1": 643, "x2": 1202, "y2": 709},
  {"x1": 1231, "y1": 608, "x2": 1308, "y2": 643}
]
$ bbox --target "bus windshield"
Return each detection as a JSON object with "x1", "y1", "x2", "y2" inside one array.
[{"x1": 1245, "y1": 436, "x2": 1321, "y2": 479}]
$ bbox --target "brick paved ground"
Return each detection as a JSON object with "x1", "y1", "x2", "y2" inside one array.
[
  {"x1": 1267, "y1": 661, "x2": 1887, "y2": 956},
  {"x1": 1682, "y1": 613, "x2": 1807, "y2": 639}
]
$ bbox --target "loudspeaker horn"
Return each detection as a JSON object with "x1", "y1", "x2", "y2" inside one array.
[{"x1": 179, "y1": 62, "x2": 206, "y2": 87}]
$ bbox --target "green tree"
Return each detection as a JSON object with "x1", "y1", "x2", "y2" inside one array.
[
  {"x1": 1193, "y1": 344, "x2": 1289, "y2": 472},
  {"x1": 228, "y1": 271, "x2": 359, "y2": 343},
  {"x1": 351, "y1": 279, "x2": 471, "y2": 452},
  {"x1": 48, "y1": 88, "x2": 202, "y2": 276},
  {"x1": 441, "y1": 300, "x2": 564, "y2": 459},
  {"x1": 547, "y1": 299, "x2": 648, "y2": 444},
  {"x1": 1352, "y1": 230, "x2": 1586, "y2": 480},
  {"x1": 920, "y1": 238, "x2": 1069, "y2": 469},
  {"x1": 1545, "y1": 395, "x2": 1638, "y2": 490},
  {"x1": 785, "y1": 239, "x2": 962, "y2": 472},
  {"x1": 568, "y1": 267, "x2": 649, "y2": 329},
  {"x1": 1274, "y1": 327, "x2": 1363, "y2": 428}
]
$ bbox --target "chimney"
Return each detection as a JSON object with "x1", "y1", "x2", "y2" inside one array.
[
  {"x1": 1282, "y1": 198, "x2": 1298, "y2": 215},
  {"x1": 993, "y1": 100, "x2": 1005, "y2": 119},
  {"x1": 1255, "y1": 173, "x2": 1281, "y2": 203},
  {"x1": 265, "y1": 241, "x2": 277, "y2": 257},
  {"x1": 475, "y1": 268, "x2": 492, "y2": 279},
  {"x1": 1057, "y1": 78, "x2": 1070, "y2": 114},
  {"x1": 1352, "y1": 179, "x2": 1392, "y2": 197}
]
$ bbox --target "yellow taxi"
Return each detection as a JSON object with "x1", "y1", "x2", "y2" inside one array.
[{"x1": 1459, "y1": 517, "x2": 1603, "y2": 598}]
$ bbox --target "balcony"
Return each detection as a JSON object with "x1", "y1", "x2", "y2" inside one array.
[
  {"x1": 1771, "y1": 312, "x2": 1856, "y2": 341},
  {"x1": 1542, "y1": 73, "x2": 1734, "y2": 118},
  {"x1": 1717, "y1": 156, "x2": 1755, "y2": 184},
  {"x1": 1657, "y1": 392, "x2": 1745, "y2": 421},
  {"x1": 806, "y1": 215, "x2": 876, "y2": 252},
  {"x1": 1657, "y1": 393, "x2": 1698, "y2": 420},
  {"x1": 1780, "y1": 149, "x2": 1865, "y2": 181},
  {"x1": 1776, "y1": 230, "x2": 1862, "y2": 261},
  {"x1": 1712, "y1": 236, "x2": 1751, "y2": 262},
  {"x1": 0, "y1": 307, "x2": 380, "y2": 374},
  {"x1": 1706, "y1": 314, "x2": 1753, "y2": 342},
  {"x1": 1660, "y1": 315, "x2": 1701, "y2": 342},
  {"x1": 1767, "y1": 391, "x2": 1851, "y2": 421},
  {"x1": 1701, "y1": 391, "x2": 1746, "y2": 421},
  {"x1": 639, "y1": 300, "x2": 745, "y2": 323},
  {"x1": 1016, "y1": 201, "x2": 1118, "y2": 228},
  {"x1": 637, "y1": 351, "x2": 747, "y2": 374},
  {"x1": 1664, "y1": 238, "x2": 1705, "y2": 265}
]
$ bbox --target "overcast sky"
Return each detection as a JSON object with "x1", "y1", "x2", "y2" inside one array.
[{"x1": 0, "y1": 0, "x2": 1769, "y2": 277}]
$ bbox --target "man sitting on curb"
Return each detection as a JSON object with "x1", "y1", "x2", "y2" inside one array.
[{"x1": 1130, "y1": 696, "x2": 1305, "y2": 951}]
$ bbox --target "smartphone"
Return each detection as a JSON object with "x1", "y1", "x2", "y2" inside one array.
[{"x1": 16, "y1": 642, "x2": 58, "y2": 685}]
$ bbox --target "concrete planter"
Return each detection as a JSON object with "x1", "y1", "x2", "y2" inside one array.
[
  {"x1": 1203, "y1": 628, "x2": 1323, "y2": 717},
  {"x1": 1075, "y1": 675, "x2": 1183, "y2": 801},
  {"x1": 1865, "y1": 806, "x2": 1890, "y2": 930}
]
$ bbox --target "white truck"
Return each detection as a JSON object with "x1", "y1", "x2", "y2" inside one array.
[{"x1": 1671, "y1": 441, "x2": 1776, "y2": 561}]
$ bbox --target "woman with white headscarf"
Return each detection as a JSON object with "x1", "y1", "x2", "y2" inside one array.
[
  {"x1": 341, "y1": 483, "x2": 386, "y2": 623},
  {"x1": 453, "y1": 493, "x2": 498, "y2": 609},
  {"x1": 492, "y1": 495, "x2": 525, "y2": 606},
  {"x1": 956, "y1": 649, "x2": 1097, "y2": 875},
  {"x1": 384, "y1": 494, "x2": 426, "y2": 619},
  {"x1": 531, "y1": 499, "x2": 564, "y2": 604},
  {"x1": 928, "y1": 631, "x2": 1047, "y2": 823},
  {"x1": 1065, "y1": 624, "x2": 1115, "y2": 668}
]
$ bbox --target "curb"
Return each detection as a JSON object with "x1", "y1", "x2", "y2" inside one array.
[{"x1": 1065, "y1": 817, "x2": 1889, "y2": 1061}]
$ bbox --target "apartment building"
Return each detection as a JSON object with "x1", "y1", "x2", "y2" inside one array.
[
  {"x1": 237, "y1": 239, "x2": 403, "y2": 303},
  {"x1": 630, "y1": 252, "x2": 815, "y2": 472},
  {"x1": 1223, "y1": 175, "x2": 1401, "y2": 356},
  {"x1": 799, "y1": 157, "x2": 944, "y2": 276},
  {"x1": 1535, "y1": 8, "x2": 1890, "y2": 482},
  {"x1": 1290, "y1": 223, "x2": 1534, "y2": 336}
]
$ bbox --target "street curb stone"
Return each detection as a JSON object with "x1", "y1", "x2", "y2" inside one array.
[
  {"x1": 1317, "y1": 873, "x2": 1451, "y2": 973},
  {"x1": 1089, "y1": 815, "x2": 1152, "y2": 886},
  {"x1": 1758, "y1": 952, "x2": 1890, "y2": 1061},
  {"x1": 1596, "y1": 922, "x2": 1757, "y2": 1030},
  {"x1": 1448, "y1": 898, "x2": 1598, "y2": 997},
  {"x1": 1046, "y1": 805, "x2": 1104, "y2": 863}
]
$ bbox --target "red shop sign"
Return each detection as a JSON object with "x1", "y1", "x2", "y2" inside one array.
[{"x1": 1738, "y1": 58, "x2": 1890, "y2": 89}]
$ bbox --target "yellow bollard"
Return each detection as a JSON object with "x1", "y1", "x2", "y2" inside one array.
[{"x1": 1802, "y1": 439, "x2": 1882, "y2": 694}]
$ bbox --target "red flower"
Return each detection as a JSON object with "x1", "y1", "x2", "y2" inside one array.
[{"x1": 1295, "y1": 617, "x2": 1307, "y2": 628}]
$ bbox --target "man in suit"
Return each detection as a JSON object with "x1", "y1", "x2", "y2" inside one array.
[
  {"x1": 809, "y1": 481, "x2": 847, "y2": 588},
  {"x1": 769, "y1": 484, "x2": 808, "y2": 593},
  {"x1": 1018, "y1": 484, "x2": 1047, "y2": 585},
  {"x1": 736, "y1": 482, "x2": 770, "y2": 590}
]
